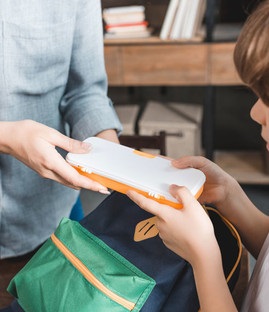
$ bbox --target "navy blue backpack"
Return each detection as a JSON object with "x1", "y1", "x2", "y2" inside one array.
[
  {"x1": 80, "y1": 191, "x2": 242, "y2": 311},
  {"x1": 2, "y1": 191, "x2": 241, "y2": 312}
]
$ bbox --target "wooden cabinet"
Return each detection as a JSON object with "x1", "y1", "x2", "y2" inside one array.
[
  {"x1": 104, "y1": 46, "x2": 122, "y2": 85},
  {"x1": 123, "y1": 44, "x2": 207, "y2": 85},
  {"x1": 105, "y1": 39, "x2": 209, "y2": 86},
  {"x1": 209, "y1": 43, "x2": 241, "y2": 85},
  {"x1": 104, "y1": 40, "x2": 241, "y2": 86}
]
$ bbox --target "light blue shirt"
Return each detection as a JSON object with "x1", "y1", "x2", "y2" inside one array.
[{"x1": 0, "y1": 0, "x2": 122, "y2": 258}]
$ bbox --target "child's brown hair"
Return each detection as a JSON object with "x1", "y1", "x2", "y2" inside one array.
[{"x1": 234, "y1": 0, "x2": 269, "y2": 105}]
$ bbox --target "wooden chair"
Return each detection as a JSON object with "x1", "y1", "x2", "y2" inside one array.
[{"x1": 119, "y1": 131, "x2": 167, "y2": 156}]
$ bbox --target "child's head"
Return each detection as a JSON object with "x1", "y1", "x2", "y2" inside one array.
[{"x1": 234, "y1": 0, "x2": 269, "y2": 106}]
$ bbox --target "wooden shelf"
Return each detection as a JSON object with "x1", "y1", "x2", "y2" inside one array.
[
  {"x1": 104, "y1": 41, "x2": 241, "y2": 86},
  {"x1": 209, "y1": 43, "x2": 241, "y2": 85},
  {"x1": 104, "y1": 36, "x2": 203, "y2": 45},
  {"x1": 104, "y1": 41, "x2": 209, "y2": 86},
  {"x1": 215, "y1": 151, "x2": 269, "y2": 185}
]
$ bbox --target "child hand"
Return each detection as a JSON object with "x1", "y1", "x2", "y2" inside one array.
[
  {"x1": 171, "y1": 156, "x2": 239, "y2": 208},
  {"x1": 127, "y1": 185, "x2": 218, "y2": 266}
]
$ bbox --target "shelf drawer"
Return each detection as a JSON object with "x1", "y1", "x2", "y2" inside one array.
[
  {"x1": 104, "y1": 46, "x2": 123, "y2": 85},
  {"x1": 210, "y1": 43, "x2": 242, "y2": 85},
  {"x1": 122, "y1": 44, "x2": 208, "y2": 86}
]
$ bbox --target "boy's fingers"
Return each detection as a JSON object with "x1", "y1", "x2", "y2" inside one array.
[
  {"x1": 127, "y1": 190, "x2": 164, "y2": 216},
  {"x1": 169, "y1": 184, "x2": 196, "y2": 207},
  {"x1": 171, "y1": 156, "x2": 207, "y2": 170}
]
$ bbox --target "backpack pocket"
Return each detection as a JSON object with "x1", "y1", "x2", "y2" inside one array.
[{"x1": 8, "y1": 218, "x2": 156, "y2": 312}]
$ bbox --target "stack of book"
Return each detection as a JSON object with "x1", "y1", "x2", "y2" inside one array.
[
  {"x1": 160, "y1": 0, "x2": 206, "y2": 40},
  {"x1": 103, "y1": 5, "x2": 152, "y2": 39}
]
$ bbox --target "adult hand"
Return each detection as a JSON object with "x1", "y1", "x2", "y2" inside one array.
[
  {"x1": 0, "y1": 120, "x2": 109, "y2": 192},
  {"x1": 127, "y1": 185, "x2": 217, "y2": 266}
]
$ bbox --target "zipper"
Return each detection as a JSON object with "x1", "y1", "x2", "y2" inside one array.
[{"x1": 51, "y1": 233, "x2": 135, "y2": 311}]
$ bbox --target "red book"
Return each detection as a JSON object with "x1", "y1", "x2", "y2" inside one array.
[{"x1": 105, "y1": 21, "x2": 148, "y2": 30}]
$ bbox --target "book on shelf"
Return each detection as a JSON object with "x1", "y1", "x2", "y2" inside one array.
[
  {"x1": 191, "y1": 0, "x2": 206, "y2": 39},
  {"x1": 103, "y1": 5, "x2": 145, "y2": 25},
  {"x1": 159, "y1": 0, "x2": 179, "y2": 39},
  {"x1": 160, "y1": 0, "x2": 206, "y2": 41},
  {"x1": 104, "y1": 29, "x2": 152, "y2": 39},
  {"x1": 170, "y1": 0, "x2": 189, "y2": 39},
  {"x1": 105, "y1": 21, "x2": 148, "y2": 33},
  {"x1": 103, "y1": 5, "x2": 151, "y2": 39},
  {"x1": 180, "y1": 0, "x2": 199, "y2": 38}
]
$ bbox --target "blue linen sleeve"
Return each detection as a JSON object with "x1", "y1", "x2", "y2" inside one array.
[{"x1": 60, "y1": 0, "x2": 122, "y2": 140}]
